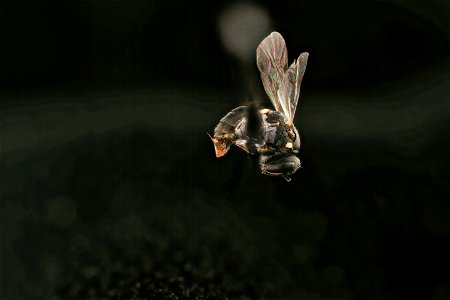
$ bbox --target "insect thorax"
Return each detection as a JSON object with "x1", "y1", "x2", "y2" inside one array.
[{"x1": 258, "y1": 109, "x2": 300, "y2": 154}]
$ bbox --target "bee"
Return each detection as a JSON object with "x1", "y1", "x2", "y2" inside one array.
[{"x1": 209, "y1": 32, "x2": 309, "y2": 182}]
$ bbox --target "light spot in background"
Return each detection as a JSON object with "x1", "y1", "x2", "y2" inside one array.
[
  {"x1": 48, "y1": 196, "x2": 77, "y2": 227},
  {"x1": 218, "y1": 2, "x2": 272, "y2": 63}
]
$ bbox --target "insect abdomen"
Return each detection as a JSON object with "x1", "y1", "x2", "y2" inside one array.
[
  {"x1": 209, "y1": 106, "x2": 249, "y2": 157},
  {"x1": 213, "y1": 106, "x2": 248, "y2": 139}
]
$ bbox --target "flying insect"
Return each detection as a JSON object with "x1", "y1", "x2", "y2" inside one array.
[{"x1": 209, "y1": 32, "x2": 309, "y2": 182}]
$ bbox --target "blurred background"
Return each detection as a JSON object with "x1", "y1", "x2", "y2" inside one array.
[{"x1": 1, "y1": 0, "x2": 449, "y2": 299}]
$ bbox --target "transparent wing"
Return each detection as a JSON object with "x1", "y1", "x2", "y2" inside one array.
[
  {"x1": 256, "y1": 32, "x2": 308, "y2": 124},
  {"x1": 256, "y1": 32, "x2": 288, "y2": 113},
  {"x1": 278, "y1": 52, "x2": 308, "y2": 123}
]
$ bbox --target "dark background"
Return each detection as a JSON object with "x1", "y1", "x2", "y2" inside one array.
[{"x1": 1, "y1": 0, "x2": 449, "y2": 299}]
